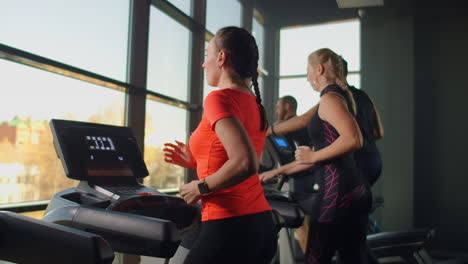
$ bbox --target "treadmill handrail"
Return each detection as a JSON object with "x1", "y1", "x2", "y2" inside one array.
[
  {"x1": 367, "y1": 228, "x2": 435, "y2": 249},
  {"x1": 0, "y1": 211, "x2": 114, "y2": 264},
  {"x1": 43, "y1": 205, "x2": 180, "y2": 242}
]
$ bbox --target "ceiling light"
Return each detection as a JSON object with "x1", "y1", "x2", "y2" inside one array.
[{"x1": 336, "y1": 0, "x2": 384, "y2": 8}]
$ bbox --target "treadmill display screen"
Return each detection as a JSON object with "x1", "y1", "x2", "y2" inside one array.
[
  {"x1": 85, "y1": 135, "x2": 133, "y2": 177},
  {"x1": 50, "y1": 119, "x2": 149, "y2": 181},
  {"x1": 274, "y1": 137, "x2": 289, "y2": 148},
  {"x1": 86, "y1": 136, "x2": 116, "y2": 151}
]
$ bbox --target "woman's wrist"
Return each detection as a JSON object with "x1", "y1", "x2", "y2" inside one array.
[
  {"x1": 270, "y1": 124, "x2": 276, "y2": 135},
  {"x1": 308, "y1": 150, "x2": 318, "y2": 163},
  {"x1": 273, "y1": 168, "x2": 282, "y2": 176}
]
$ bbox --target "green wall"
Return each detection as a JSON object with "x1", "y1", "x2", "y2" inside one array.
[
  {"x1": 260, "y1": 0, "x2": 468, "y2": 251},
  {"x1": 347, "y1": 2, "x2": 468, "y2": 251},
  {"x1": 361, "y1": 5, "x2": 415, "y2": 231},
  {"x1": 413, "y1": 5, "x2": 468, "y2": 251}
]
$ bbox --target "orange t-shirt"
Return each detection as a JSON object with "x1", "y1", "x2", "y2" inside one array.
[{"x1": 189, "y1": 88, "x2": 271, "y2": 221}]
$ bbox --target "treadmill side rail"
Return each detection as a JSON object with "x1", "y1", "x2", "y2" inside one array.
[
  {"x1": 0, "y1": 211, "x2": 114, "y2": 264},
  {"x1": 43, "y1": 205, "x2": 181, "y2": 258}
]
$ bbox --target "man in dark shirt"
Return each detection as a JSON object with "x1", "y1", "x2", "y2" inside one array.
[
  {"x1": 341, "y1": 57, "x2": 384, "y2": 264},
  {"x1": 274, "y1": 95, "x2": 310, "y2": 147},
  {"x1": 274, "y1": 95, "x2": 314, "y2": 254},
  {"x1": 341, "y1": 58, "x2": 384, "y2": 186}
]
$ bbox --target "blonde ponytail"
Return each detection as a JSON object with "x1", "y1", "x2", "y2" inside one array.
[{"x1": 308, "y1": 48, "x2": 357, "y2": 115}]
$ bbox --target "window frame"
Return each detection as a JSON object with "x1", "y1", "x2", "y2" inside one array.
[{"x1": 0, "y1": 0, "x2": 253, "y2": 210}]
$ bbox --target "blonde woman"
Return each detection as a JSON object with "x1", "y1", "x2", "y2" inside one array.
[{"x1": 260, "y1": 48, "x2": 371, "y2": 264}]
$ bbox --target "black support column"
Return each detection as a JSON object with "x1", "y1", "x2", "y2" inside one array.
[
  {"x1": 186, "y1": 0, "x2": 206, "y2": 182},
  {"x1": 126, "y1": 0, "x2": 150, "y2": 152},
  {"x1": 262, "y1": 23, "x2": 280, "y2": 123},
  {"x1": 241, "y1": 0, "x2": 254, "y2": 32}
]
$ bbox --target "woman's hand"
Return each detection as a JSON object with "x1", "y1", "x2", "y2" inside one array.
[
  {"x1": 295, "y1": 146, "x2": 316, "y2": 164},
  {"x1": 259, "y1": 170, "x2": 279, "y2": 183},
  {"x1": 163, "y1": 140, "x2": 196, "y2": 168},
  {"x1": 179, "y1": 180, "x2": 202, "y2": 205}
]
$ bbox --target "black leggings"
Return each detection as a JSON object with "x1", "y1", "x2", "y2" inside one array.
[
  {"x1": 305, "y1": 213, "x2": 369, "y2": 264},
  {"x1": 183, "y1": 211, "x2": 277, "y2": 264}
]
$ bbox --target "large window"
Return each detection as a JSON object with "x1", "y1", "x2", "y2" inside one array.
[
  {"x1": 0, "y1": 0, "x2": 129, "y2": 206},
  {"x1": 144, "y1": 3, "x2": 193, "y2": 190},
  {"x1": 143, "y1": 101, "x2": 187, "y2": 190},
  {"x1": 147, "y1": 7, "x2": 191, "y2": 102},
  {"x1": 203, "y1": 41, "x2": 217, "y2": 100},
  {"x1": 167, "y1": 0, "x2": 192, "y2": 16},
  {"x1": 0, "y1": 59, "x2": 125, "y2": 204},
  {"x1": 206, "y1": 0, "x2": 242, "y2": 34},
  {"x1": 0, "y1": 0, "x2": 130, "y2": 82},
  {"x1": 252, "y1": 10, "x2": 267, "y2": 98},
  {"x1": 279, "y1": 19, "x2": 361, "y2": 115},
  {"x1": 0, "y1": 0, "x2": 254, "y2": 208},
  {"x1": 252, "y1": 12, "x2": 265, "y2": 71}
]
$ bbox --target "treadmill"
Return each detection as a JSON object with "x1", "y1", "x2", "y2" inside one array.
[
  {"x1": 261, "y1": 134, "x2": 435, "y2": 264},
  {"x1": 43, "y1": 119, "x2": 198, "y2": 260},
  {"x1": 0, "y1": 211, "x2": 114, "y2": 264},
  {"x1": 261, "y1": 134, "x2": 307, "y2": 228},
  {"x1": 260, "y1": 134, "x2": 311, "y2": 264}
]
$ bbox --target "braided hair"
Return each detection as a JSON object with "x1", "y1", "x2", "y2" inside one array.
[{"x1": 214, "y1": 26, "x2": 268, "y2": 131}]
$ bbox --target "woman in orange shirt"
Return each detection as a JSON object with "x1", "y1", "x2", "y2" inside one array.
[{"x1": 164, "y1": 26, "x2": 276, "y2": 264}]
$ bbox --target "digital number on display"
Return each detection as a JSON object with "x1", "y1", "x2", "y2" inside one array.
[{"x1": 86, "y1": 136, "x2": 116, "y2": 151}]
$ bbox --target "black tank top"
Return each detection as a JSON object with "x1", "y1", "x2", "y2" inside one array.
[
  {"x1": 348, "y1": 85, "x2": 382, "y2": 185},
  {"x1": 307, "y1": 84, "x2": 370, "y2": 222},
  {"x1": 283, "y1": 116, "x2": 310, "y2": 147},
  {"x1": 308, "y1": 85, "x2": 355, "y2": 151},
  {"x1": 348, "y1": 85, "x2": 379, "y2": 154}
]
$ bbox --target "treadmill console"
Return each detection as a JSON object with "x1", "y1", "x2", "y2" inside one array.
[
  {"x1": 50, "y1": 119, "x2": 148, "y2": 183},
  {"x1": 45, "y1": 119, "x2": 198, "y2": 258},
  {"x1": 265, "y1": 134, "x2": 296, "y2": 165}
]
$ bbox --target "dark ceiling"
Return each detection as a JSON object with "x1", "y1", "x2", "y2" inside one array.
[{"x1": 254, "y1": 0, "x2": 415, "y2": 28}]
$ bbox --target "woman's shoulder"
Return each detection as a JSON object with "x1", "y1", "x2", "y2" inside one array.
[
  {"x1": 204, "y1": 89, "x2": 237, "y2": 111},
  {"x1": 205, "y1": 89, "x2": 228, "y2": 102},
  {"x1": 206, "y1": 88, "x2": 254, "y2": 104},
  {"x1": 205, "y1": 88, "x2": 236, "y2": 99},
  {"x1": 319, "y1": 91, "x2": 348, "y2": 113},
  {"x1": 321, "y1": 90, "x2": 346, "y2": 103},
  {"x1": 320, "y1": 84, "x2": 345, "y2": 97}
]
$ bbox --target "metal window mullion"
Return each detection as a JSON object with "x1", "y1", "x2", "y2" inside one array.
[
  {"x1": 279, "y1": 71, "x2": 361, "y2": 80},
  {"x1": 263, "y1": 24, "x2": 281, "y2": 123},
  {"x1": 151, "y1": 0, "x2": 201, "y2": 31},
  {"x1": 0, "y1": 43, "x2": 132, "y2": 93},
  {"x1": 186, "y1": 0, "x2": 206, "y2": 183},
  {"x1": 126, "y1": 0, "x2": 151, "y2": 152},
  {"x1": 240, "y1": 0, "x2": 254, "y2": 32},
  {"x1": 146, "y1": 90, "x2": 194, "y2": 110}
]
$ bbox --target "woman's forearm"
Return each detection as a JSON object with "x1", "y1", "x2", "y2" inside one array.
[
  {"x1": 310, "y1": 135, "x2": 361, "y2": 163},
  {"x1": 274, "y1": 161, "x2": 314, "y2": 176},
  {"x1": 268, "y1": 105, "x2": 318, "y2": 135},
  {"x1": 271, "y1": 116, "x2": 307, "y2": 135},
  {"x1": 204, "y1": 157, "x2": 257, "y2": 192}
]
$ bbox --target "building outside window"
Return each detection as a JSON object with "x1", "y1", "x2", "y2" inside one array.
[{"x1": 0, "y1": 0, "x2": 129, "y2": 205}]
